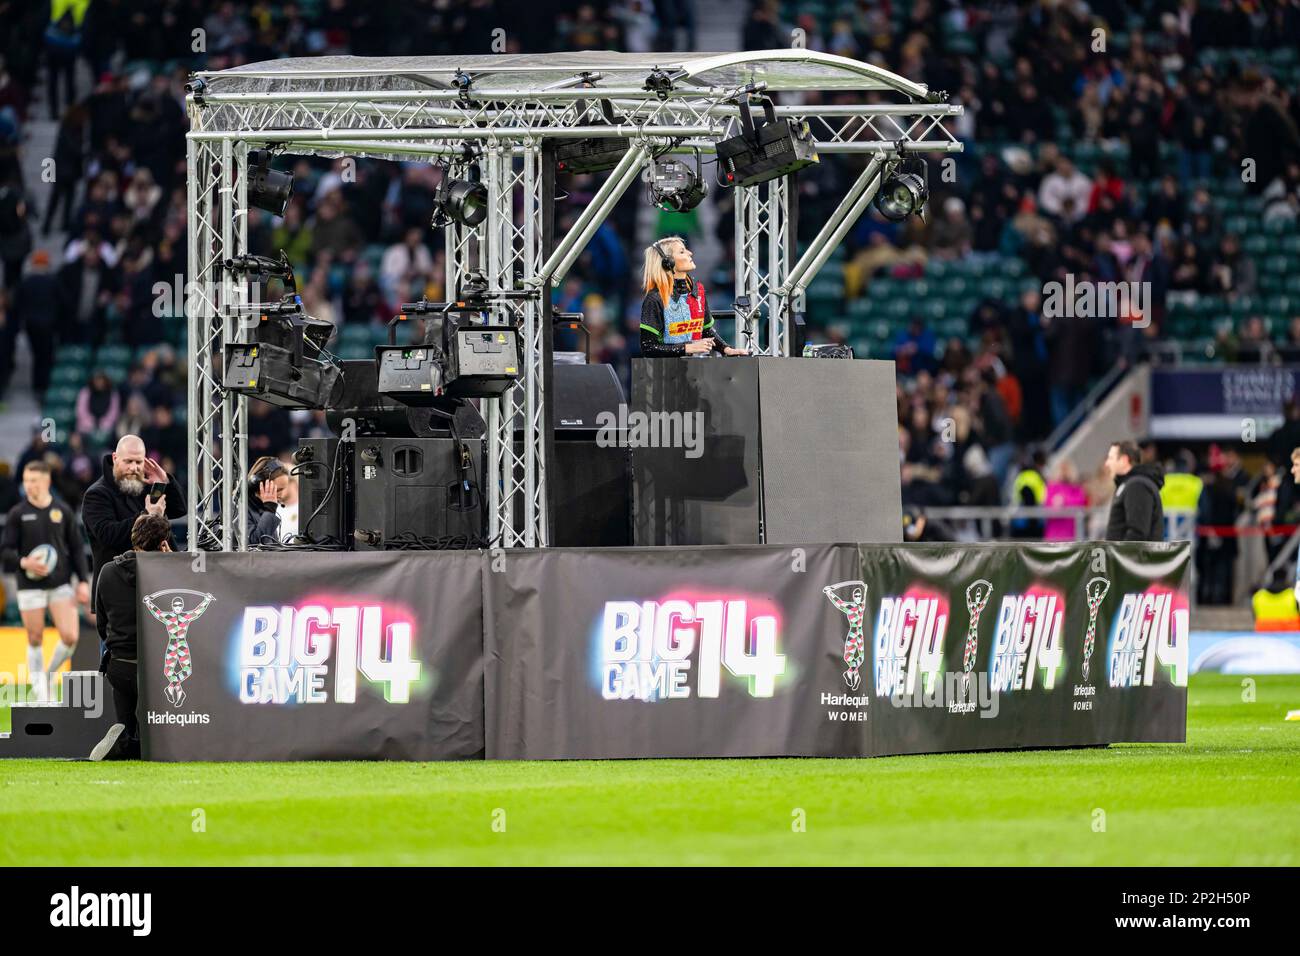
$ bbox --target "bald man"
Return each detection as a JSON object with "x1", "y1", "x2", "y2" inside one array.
[{"x1": 81, "y1": 435, "x2": 186, "y2": 585}]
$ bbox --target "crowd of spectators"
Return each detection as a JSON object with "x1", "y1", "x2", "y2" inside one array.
[
  {"x1": 737, "y1": 0, "x2": 1300, "y2": 516},
  {"x1": 0, "y1": 0, "x2": 1298, "y2": 578}
]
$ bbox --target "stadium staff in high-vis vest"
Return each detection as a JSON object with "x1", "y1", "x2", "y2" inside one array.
[{"x1": 639, "y1": 236, "x2": 748, "y2": 358}]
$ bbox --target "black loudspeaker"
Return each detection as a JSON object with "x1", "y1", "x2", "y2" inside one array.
[
  {"x1": 294, "y1": 437, "x2": 353, "y2": 546},
  {"x1": 351, "y1": 437, "x2": 484, "y2": 550},
  {"x1": 630, "y1": 357, "x2": 902, "y2": 546},
  {"x1": 527, "y1": 361, "x2": 625, "y2": 435},
  {"x1": 552, "y1": 442, "x2": 630, "y2": 546}
]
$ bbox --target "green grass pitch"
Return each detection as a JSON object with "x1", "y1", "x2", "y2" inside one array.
[{"x1": 1, "y1": 673, "x2": 1296, "y2": 866}]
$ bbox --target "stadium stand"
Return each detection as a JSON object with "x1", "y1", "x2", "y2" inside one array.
[{"x1": 0, "y1": 0, "x2": 1297, "y2": 624}]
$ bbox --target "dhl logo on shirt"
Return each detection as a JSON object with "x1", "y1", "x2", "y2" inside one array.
[{"x1": 667, "y1": 317, "x2": 705, "y2": 338}]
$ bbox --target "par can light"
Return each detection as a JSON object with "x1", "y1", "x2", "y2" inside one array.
[
  {"x1": 247, "y1": 148, "x2": 294, "y2": 217},
  {"x1": 875, "y1": 159, "x2": 929, "y2": 222},
  {"x1": 433, "y1": 162, "x2": 488, "y2": 227}
]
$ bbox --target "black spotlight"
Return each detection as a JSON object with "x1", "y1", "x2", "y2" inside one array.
[
  {"x1": 433, "y1": 162, "x2": 488, "y2": 227},
  {"x1": 650, "y1": 150, "x2": 707, "y2": 212},
  {"x1": 875, "y1": 157, "x2": 929, "y2": 222},
  {"x1": 247, "y1": 148, "x2": 294, "y2": 217}
]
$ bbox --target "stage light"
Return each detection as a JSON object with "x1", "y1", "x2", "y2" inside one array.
[
  {"x1": 223, "y1": 295, "x2": 345, "y2": 409},
  {"x1": 555, "y1": 98, "x2": 628, "y2": 173},
  {"x1": 875, "y1": 159, "x2": 929, "y2": 222},
  {"x1": 433, "y1": 163, "x2": 488, "y2": 227},
  {"x1": 650, "y1": 151, "x2": 707, "y2": 212},
  {"x1": 247, "y1": 149, "x2": 294, "y2": 217},
  {"x1": 716, "y1": 95, "x2": 818, "y2": 188}
]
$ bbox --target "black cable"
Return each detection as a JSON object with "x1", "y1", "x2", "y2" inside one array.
[
  {"x1": 381, "y1": 530, "x2": 488, "y2": 550},
  {"x1": 301, "y1": 439, "x2": 345, "y2": 540}
]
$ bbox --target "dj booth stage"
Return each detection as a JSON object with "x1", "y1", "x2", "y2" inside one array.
[
  {"x1": 118, "y1": 353, "x2": 1189, "y2": 762},
  {"x1": 75, "y1": 51, "x2": 1189, "y2": 763}
]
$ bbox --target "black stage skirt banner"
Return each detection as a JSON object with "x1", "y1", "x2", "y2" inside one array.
[
  {"x1": 132, "y1": 541, "x2": 1188, "y2": 760},
  {"x1": 135, "y1": 551, "x2": 484, "y2": 761},
  {"x1": 484, "y1": 541, "x2": 1190, "y2": 759}
]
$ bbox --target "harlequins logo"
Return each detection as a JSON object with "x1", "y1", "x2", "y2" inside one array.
[
  {"x1": 823, "y1": 581, "x2": 867, "y2": 690},
  {"x1": 49, "y1": 508, "x2": 63, "y2": 523},
  {"x1": 143, "y1": 589, "x2": 216, "y2": 707},
  {"x1": 1081, "y1": 576, "x2": 1111, "y2": 682},
  {"x1": 963, "y1": 579, "x2": 993, "y2": 674}
]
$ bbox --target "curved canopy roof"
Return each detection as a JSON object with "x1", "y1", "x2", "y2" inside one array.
[{"x1": 197, "y1": 49, "x2": 930, "y2": 100}]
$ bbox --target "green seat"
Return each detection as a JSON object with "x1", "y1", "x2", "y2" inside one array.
[
  {"x1": 982, "y1": 278, "x2": 1010, "y2": 300},
  {"x1": 847, "y1": 298, "x2": 874, "y2": 319},
  {"x1": 881, "y1": 299, "x2": 911, "y2": 320},
  {"x1": 1223, "y1": 215, "x2": 1250, "y2": 235},
  {"x1": 49, "y1": 365, "x2": 86, "y2": 384},
  {"x1": 54, "y1": 344, "x2": 92, "y2": 365},
  {"x1": 1242, "y1": 234, "x2": 1270, "y2": 256},
  {"x1": 45, "y1": 385, "x2": 79, "y2": 405},
  {"x1": 97, "y1": 363, "x2": 129, "y2": 381},
  {"x1": 1229, "y1": 297, "x2": 1258, "y2": 319}
]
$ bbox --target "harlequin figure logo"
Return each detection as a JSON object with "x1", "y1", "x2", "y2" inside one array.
[
  {"x1": 962, "y1": 579, "x2": 994, "y2": 674},
  {"x1": 1080, "y1": 576, "x2": 1111, "y2": 682},
  {"x1": 143, "y1": 588, "x2": 216, "y2": 708},
  {"x1": 823, "y1": 581, "x2": 867, "y2": 690}
]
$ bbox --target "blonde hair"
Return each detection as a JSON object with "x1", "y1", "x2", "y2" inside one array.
[{"x1": 643, "y1": 235, "x2": 684, "y2": 306}]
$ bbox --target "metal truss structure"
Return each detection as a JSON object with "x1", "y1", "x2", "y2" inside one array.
[{"x1": 185, "y1": 51, "x2": 961, "y2": 551}]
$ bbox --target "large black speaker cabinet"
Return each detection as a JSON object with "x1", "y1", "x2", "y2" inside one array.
[
  {"x1": 351, "y1": 437, "x2": 485, "y2": 550},
  {"x1": 630, "y1": 356, "x2": 902, "y2": 546},
  {"x1": 294, "y1": 437, "x2": 353, "y2": 546},
  {"x1": 552, "y1": 362, "x2": 624, "y2": 435}
]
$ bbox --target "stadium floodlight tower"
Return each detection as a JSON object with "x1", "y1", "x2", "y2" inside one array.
[{"x1": 184, "y1": 50, "x2": 961, "y2": 551}]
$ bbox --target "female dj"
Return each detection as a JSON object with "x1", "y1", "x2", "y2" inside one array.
[{"x1": 638, "y1": 236, "x2": 748, "y2": 357}]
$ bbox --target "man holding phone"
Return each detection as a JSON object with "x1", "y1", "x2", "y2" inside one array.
[{"x1": 81, "y1": 434, "x2": 186, "y2": 586}]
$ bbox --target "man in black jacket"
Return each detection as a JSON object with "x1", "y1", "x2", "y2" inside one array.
[
  {"x1": 81, "y1": 434, "x2": 185, "y2": 586},
  {"x1": 1104, "y1": 441, "x2": 1165, "y2": 541},
  {"x1": 90, "y1": 513, "x2": 176, "y2": 761}
]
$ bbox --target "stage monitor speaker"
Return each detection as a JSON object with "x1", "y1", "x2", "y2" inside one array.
[
  {"x1": 352, "y1": 437, "x2": 484, "y2": 550},
  {"x1": 630, "y1": 357, "x2": 902, "y2": 546},
  {"x1": 511, "y1": 362, "x2": 625, "y2": 436},
  {"x1": 294, "y1": 437, "x2": 353, "y2": 547}
]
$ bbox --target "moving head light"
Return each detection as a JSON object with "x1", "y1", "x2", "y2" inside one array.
[
  {"x1": 716, "y1": 94, "x2": 818, "y2": 188},
  {"x1": 650, "y1": 149, "x2": 707, "y2": 212},
  {"x1": 224, "y1": 294, "x2": 345, "y2": 409},
  {"x1": 555, "y1": 98, "x2": 629, "y2": 173}
]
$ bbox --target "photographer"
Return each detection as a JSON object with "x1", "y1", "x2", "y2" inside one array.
[{"x1": 89, "y1": 513, "x2": 176, "y2": 761}]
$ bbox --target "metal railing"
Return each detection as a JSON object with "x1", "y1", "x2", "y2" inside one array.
[{"x1": 918, "y1": 505, "x2": 1197, "y2": 544}]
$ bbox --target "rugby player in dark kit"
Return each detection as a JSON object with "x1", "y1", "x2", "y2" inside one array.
[{"x1": 0, "y1": 460, "x2": 91, "y2": 701}]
